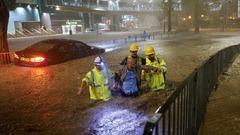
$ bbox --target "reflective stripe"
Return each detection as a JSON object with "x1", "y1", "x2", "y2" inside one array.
[
  {"x1": 94, "y1": 85, "x2": 101, "y2": 88},
  {"x1": 92, "y1": 84, "x2": 109, "y2": 88},
  {"x1": 104, "y1": 83, "x2": 109, "y2": 86},
  {"x1": 150, "y1": 86, "x2": 157, "y2": 90},
  {"x1": 104, "y1": 96, "x2": 111, "y2": 101},
  {"x1": 162, "y1": 65, "x2": 167, "y2": 68},
  {"x1": 84, "y1": 76, "x2": 90, "y2": 82},
  {"x1": 90, "y1": 70, "x2": 95, "y2": 87},
  {"x1": 160, "y1": 82, "x2": 165, "y2": 86},
  {"x1": 91, "y1": 70, "x2": 94, "y2": 81},
  {"x1": 150, "y1": 74, "x2": 156, "y2": 77}
]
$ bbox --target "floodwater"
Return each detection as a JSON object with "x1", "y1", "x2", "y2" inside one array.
[{"x1": 1, "y1": 32, "x2": 240, "y2": 135}]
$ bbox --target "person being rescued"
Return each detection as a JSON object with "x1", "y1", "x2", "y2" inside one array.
[{"x1": 115, "y1": 56, "x2": 160, "y2": 97}]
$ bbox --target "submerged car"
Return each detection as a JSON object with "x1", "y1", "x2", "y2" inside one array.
[{"x1": 14, "y1": 39, "x2": 105, "y2": 67}]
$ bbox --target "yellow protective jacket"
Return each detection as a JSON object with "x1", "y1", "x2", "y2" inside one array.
[
  {"x1": 145, "y1": 57, "x2": 167, "y2": 91},
  {"x1": 82, "y1": 67, "x2": 115, "y2": 101}
]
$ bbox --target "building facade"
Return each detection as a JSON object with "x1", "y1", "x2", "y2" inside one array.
[
  {"x1": 5, "y1": 0, "x2": 162, "y2": 35},
  {"x1": 5, "y1": 0, "x2": 240, "y2": 35}
]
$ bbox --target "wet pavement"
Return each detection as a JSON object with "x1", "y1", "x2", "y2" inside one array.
[
  {"x1": 7, "y1": 29, "x2": 163, "y2": 52},
  {"x1": 1, "y1": 30, "x2": 240, "y2": 135},
  {"x1": 198, "y1": 52, "x2": 240, "y2": 135}
]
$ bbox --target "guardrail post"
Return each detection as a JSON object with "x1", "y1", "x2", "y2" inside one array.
[
  {"x1": 128, "y1": 35, "x2": 131, "y2": 42},
  {"x1": 0, "y1": 52, "x2": 14, "y2": 65},
  {"x1": 142, "y1": 45, "x2": 240, "y2": 135},
  {"x1": 143, "y1": 113, "x2": 162, "y2": 135}
]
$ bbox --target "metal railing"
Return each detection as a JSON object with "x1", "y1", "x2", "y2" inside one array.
[
  {"x1": 50, "y1": 1, "x2": 162, "y2": 12},
  {"x1": 143, "y1": 44, "x2": 240, "y2": 135},
  {"x1": 88, "y1": 31, "x2": 180, "y2": 50},
  {"x1": 2, "y1": 31, "x2": 182, "y2": 65},
  {"x1": 0, "y1": 52, "x2": 14, "y2": 65},
  {"x1": 8, "y1": 28, "x2": 60, "y2": 38}
]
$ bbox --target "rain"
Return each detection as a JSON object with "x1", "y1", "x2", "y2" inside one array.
[{"x1": 1, "y1": 0, "x2": 240, "y2": 134}]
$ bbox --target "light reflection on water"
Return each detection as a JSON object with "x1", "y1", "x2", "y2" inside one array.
[
  {"x1": 19, "y1": 67, "x2": 62, "y2": 126},
  {"x1": 86, "y1": 104, "x2": 148, "y2": 135},
  {"x1": 90, "y1": 43, "x2": 121, "y2": 52}
]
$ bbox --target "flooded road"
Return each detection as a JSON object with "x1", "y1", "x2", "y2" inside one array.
[{"x1": 1, "y1": 32, "x2": 240, "y2": 135}]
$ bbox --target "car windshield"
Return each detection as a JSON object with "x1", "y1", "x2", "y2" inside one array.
[{"x1": 25, "y1": 41, "x2": 57, "y2": 52}]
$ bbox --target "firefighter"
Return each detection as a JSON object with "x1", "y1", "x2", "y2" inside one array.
[
  {"x1": 120, "y1": 43, "x2": 146, "y2": 66},
  {"x1": 77, "y1": 56, "x2": 116, "y2": 101},
  {"x1": 144, "y1": 46, "x2": 167, "y2": 91}
]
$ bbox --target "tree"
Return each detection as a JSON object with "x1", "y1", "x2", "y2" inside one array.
[
  {"x1": 156, "y1": 0, "x2": 172, "y2": 32},
  {"x1": 220, "y1": 0, "x2": 238, "y2": 31},
  {"x1": 181, "y1": 0, "x2": 220, "y2": 33},
  {"x1": 194, "y1": 0, "x2": 199, "y2": 33},
  {"x1": 0, "y1": 0, "x2": 9, "y2": 52},
  {"x1": 167, "y1": 0, "x2": 172, "y2": 32}
]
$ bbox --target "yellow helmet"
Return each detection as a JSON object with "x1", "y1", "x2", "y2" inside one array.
[
  {"x1": 145, "y1": 46, "x2": 155, "y2": 55},
  {"x1": 129, "y1": 44, "x2": 138, "y2": 51}
]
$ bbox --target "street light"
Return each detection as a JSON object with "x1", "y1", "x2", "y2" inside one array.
[
  {"x1": 182, "y1": 18, "x2": 187, "y2": 31},
  {"x1": 188, "y1": 16, "x2": 192, "y2": 29}
]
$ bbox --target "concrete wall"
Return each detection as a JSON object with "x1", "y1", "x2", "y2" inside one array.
[{"x1": 8, "y1": 6, "x2": 40, "y2": 34}]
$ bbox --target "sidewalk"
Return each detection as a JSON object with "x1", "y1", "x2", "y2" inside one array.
[{"x1": 198, "y1": 53, "x2": 240, "y2": 135}]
